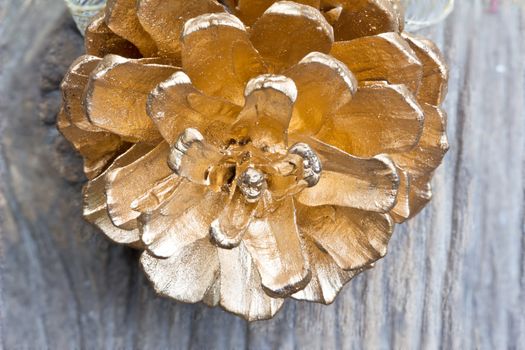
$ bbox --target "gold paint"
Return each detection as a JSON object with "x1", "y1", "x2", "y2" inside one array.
[
  {"x1": 61, "y1": 55, "x2": 104, "y2": 132},
  {"x1": 140, "y1": 238, "x2": 220, "y2": 303},
  {"x1": 316, "y1": 81, "x2": 424, "y2": 157},
  {"x1": 233, "y1": 74, "x2": 297, "y2": 150},
  {"x1": 105, "y1": 0, "x2": 158, "y2": 56},
  {"x1": 59, "y1": 0, "x2": 449, "y2": 320},
  {"x1": 321, "y1": 0, "x2": 402, "y2": 41},
  {"x1": 83, "y1": 143, "x2": 155, "y2": 245},
  {"x1": 106, "y1": 142, "x2": 172, "y2": 229},
  {"x1": 243, "y1": 197, "x2": 311, "y2": 297},
  {"x1": 406, "y1": 174, "x2": 433, "y2": 219},
  {"x1": 236, "y1": 0, "x2": 321, "y2": 26},
  {"x1": 286, "y1": 52, "x2": 357, "y2": 135},
  {"x1": 212, "y1": 242, "x2": 285, "y2": 321},
  {"x1": 181, "y1": 13, "x2": 267, "y2": 105},
  {"x1": 85, "y1": 14, "x2": 142, "y2": 58},
  {"x1": 390, "y1": 167, "x2": 411, "y2": 222},
  {"x1": 85, "y1": 55, "x2": 177, "y2": 142},
  {"x1": 403, "y1": 32, "x2": 449, "y2": 106},
  {"x1": 249, "y1": 1, "x2": 334, "y2": 72},
  {"x1": 331, "y1": 32, "x2": 423, "y2": 93},
  {"x1": 137, "y1": 0, "x2": 224, "y2": 59},
  {"x1": 294, "y1": 137, "x2": 400, "y2": 211},
  {"x1": 292, "y1": 236, "x2": 360, "y2": 304},
  {"x1": 57, "y1": 108, "x2": 123, "y2": 179},
  {"x1": 142, "y1": 186, "x2": 226, "y2": 258},
  {"x1": 296, "y1": 204, "x2": 393, "y2": 271},
  {"x1": 391, "y1": 105, "x2": 449, "y2": 177},
  {"x1": 387, "y1": 0, "x2": 405, "y2": 31},
  {"x1": 321, "y1": 0, "x2": 400, "y2": 41},
  {"x1": 146, "y1": 71, "x2": 241, "y2": 146}
]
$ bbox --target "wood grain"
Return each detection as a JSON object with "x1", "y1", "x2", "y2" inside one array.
[{"x1": 0, "y1": 1, "x2": 524, "y2": 349}]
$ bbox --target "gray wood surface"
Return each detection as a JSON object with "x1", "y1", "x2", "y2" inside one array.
[{"x1": 0, "y1": 1, "x2": 524, "y2": 349}]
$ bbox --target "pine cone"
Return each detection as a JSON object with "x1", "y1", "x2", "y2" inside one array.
[{"x1": 59, "y1": 0, "x2": 448, "y2": 320}]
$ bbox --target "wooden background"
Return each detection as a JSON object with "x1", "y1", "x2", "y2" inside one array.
[{"x1": 0, "y1": 1, "x2": 524, "y2": 349}]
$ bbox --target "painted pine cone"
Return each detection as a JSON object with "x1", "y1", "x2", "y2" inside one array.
[{"x1": 59, "y1": 0, "x2": 449, "y2": 320}]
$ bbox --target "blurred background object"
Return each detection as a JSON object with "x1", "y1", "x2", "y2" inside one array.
[
  {"x1": 402, "y1": 0, "x2": 455, "y2": 30},
  {"x1": 64, "y1": 0, "x2": 105, "y2": 33}
]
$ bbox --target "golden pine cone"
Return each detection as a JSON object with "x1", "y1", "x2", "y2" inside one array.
[{"x1": 58, "y1": 0, "x2": 449, "y2": 321}]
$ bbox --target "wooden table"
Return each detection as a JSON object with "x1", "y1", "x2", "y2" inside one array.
[{"x1": 0, "y1": 1, "x2": 523, "y2": 349}]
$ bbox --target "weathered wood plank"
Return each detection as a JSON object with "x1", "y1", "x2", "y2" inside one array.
[{"x1": 0, "y1": 0, "x2": 523, "y2": 349}]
